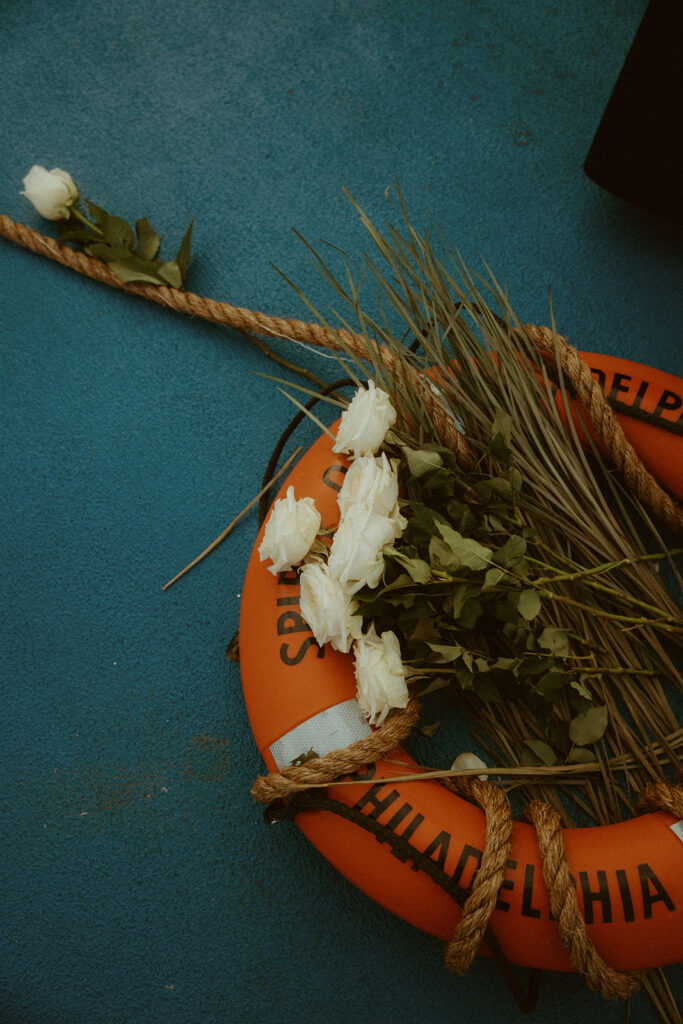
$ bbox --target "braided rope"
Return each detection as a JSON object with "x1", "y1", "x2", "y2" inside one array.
[
  {"x1": 250, "y1": 699, "x2": 420, "y2": 803},
  {"x1": 524, "y1": 322, "x2": 683, "y2": 534},
  {"x1": 636, "y1": 778, "x2": 683, "y2": 818},
  {"x1": 3, "y1": 215, "x2": 681, "y2": 521},
  {"x1": 442, "y1": 778, "x2": 513, "y2": 975},
  {"x1": 0, "y1": 215, "x2": 473, "y2": 468},
  {"x1": 524, "y1": 800, "x2": 644, "y2": 999}
]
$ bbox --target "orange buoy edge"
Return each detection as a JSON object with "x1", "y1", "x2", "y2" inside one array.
[{"x1": 239, "y1": 355, "x2": 683, "y2": 973}]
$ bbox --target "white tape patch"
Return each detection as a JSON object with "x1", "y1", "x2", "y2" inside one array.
[
  {"x1": 270, "y1": 699, "x2": 372, "y2": 770},
  {"x1": 670, "y1": 820, "x2": 683, "y2": 843}
]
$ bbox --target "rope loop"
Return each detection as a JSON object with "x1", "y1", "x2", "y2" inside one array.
[
  {"x1": 250, "y1": 699, "x2": 420, "y2": 803},
  {"x1": 442, "y1": 777, "x2": 513, "y2": 975},
  {"x1": 524, "y1": 799, "x2": 644, "y2": 1000}
]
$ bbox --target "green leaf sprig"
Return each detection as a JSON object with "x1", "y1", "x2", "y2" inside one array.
[
  {"x1": 354, "y1": 412, "x2": 678, "y2": 770},
  {"x1": 59, "y1": 199, "x2": 193, "y2": 289}
]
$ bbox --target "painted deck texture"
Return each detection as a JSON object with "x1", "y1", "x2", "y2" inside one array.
[{"x1": 1, "y1": 2, "x2": 681, "y2": 1021}]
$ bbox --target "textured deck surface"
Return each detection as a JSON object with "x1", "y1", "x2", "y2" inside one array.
[{"x1": 1, "y1": 2, "x2": 681, "y2": 1022}]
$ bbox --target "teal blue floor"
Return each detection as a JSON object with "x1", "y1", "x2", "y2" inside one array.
[{"x1": 1, "y1": 2, "x2": 681, "y2": 1022}]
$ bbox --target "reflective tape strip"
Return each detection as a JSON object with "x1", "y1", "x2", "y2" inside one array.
[
  {"x1": 270, "y1": 699, "x2": 372, "y2": 770},
  {"x1": 671, "y1": 820, "x2": 683, "y2": 843}
]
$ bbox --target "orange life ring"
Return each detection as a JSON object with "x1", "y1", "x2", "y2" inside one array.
[{"x1": 239, "y1": 351, "x2": 683, "y2": 973}]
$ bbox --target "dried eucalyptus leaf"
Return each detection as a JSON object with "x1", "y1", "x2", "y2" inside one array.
[
  {"x1": 538, "y1": 626, "x2": 570, "y2": 658},
  {"x1": 85, "y1": 242, "x2": 137, "y2": 264},
  {"x1": 517, "y1": 588, "x2": 542, "y2": 621},
  {"x1": 458, "y1": 598, "x2": 483, "y2": 629},
  {"x1": 435, "y1": 522, "x2": 492, "y2": 570},
  {"x1": 417, "y1": 677, "x2": 450, "y2": 697},
  {"x1": 101, "y1": 212, "x2": 135, "y2": 250},
  {"x1": 158, "y1": 260, "x2": 183, "y2": 289},
  {"x1": 568, "y1": 705, "x2": 608, "y2": 746},
  {"x1": 524, "y1": 739, "x2": 558, "y2": 766},
  {"x1": 426, "y1": 642, "x2": 463, "y2": 662},
  {"x1": 176, "y1": 218, "x2": 194, "y2": 277},
  {"x1": 495, "y1": 534, "x2": 527, "y2": 566},
  {"x1": 386, "y1": 547, "x2": 432, "y2": 584},
  {"x1": 290, "y1": 748, "x2": 320, "y2": 766},
  {"x1": 402, "y1": 446, "x2": 444, "y2": 478},
  {"x1": 135, "y1": 217, "x2": 161, "y2": 261},
  {"x1": 532, "y1": 670, "x2": 570, "y2": 698},
  {"x1": 567, "y1": 746, "x2": 595, "y2": 764},
  {"x1": 483, "y1": 566, "x2": 505, "y2": 590},
  {"x1": 108, "y1": 260, "x2": 166, "y2": 286},
  {"x1": 58, "y1": 228, "x2": 98, "y2": 245},
  {"x1": 85, "y1": 199, "x2": 107, "y2": 225}
]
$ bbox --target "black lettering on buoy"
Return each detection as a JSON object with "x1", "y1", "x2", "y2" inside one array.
[
  {"x1": 397, "y1": 812, "x2": 425, "y2": 864},
  {"x1": 632, "y1": 378, "x2": 650, "y2": 411},
  {"x1": 591, "y1": 367, "x2": 607, "y2": 390},
  {"x1": 280, "y1": 636, "x2": 324, "y2": 665},
  {"x1": 452, "y1": 844, "x2": 483, "y2": 890},
  {"x1": 376, "y1": 802, "x2": 426, "y2": 864},
  {"x1": 590, "y1": 372, "x2": 683, "y2": 436},
  {"x1": 277, "y1": 610, "x2": 309, "y2": 634},
  {"x1": 653, "y1": 389, "x2": 682, "y2": 420},
  {"x1": 323, "y1": 464, "x2": 348, "y2": 492},
  {"x1": 579, "y1": 870, "x2": 612, "y2": 924},
  {"x1": 609, "y1": 372, "x2": 632, "y2": 404},
  {"x1": 616, "y1": 869, "x2": 636, "y2": 923},
  {"x1": 423, "y1": 831, "x2": 451, "y2": 871},
  {"x1": 355, "y1": 783, "x2": 401, "y2": 819},
  {"x1": 522, "y1": 863, "x2": 542, "y2": 919},
  {"x1": 383, "y1": 801, "x2": 414, "y2": 833},
  {"x1": 639, "y1": 863, "x2": 676, "y2": 918}
]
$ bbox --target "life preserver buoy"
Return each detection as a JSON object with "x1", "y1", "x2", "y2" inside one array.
[{"x1": 239, "y1": 351, "x2": 683, "y2": 973}]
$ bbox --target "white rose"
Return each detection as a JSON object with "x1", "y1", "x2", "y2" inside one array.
[
  {"x1": 333, "y1": 380, "x2": 397, "y2": 457},
  {"x1": 327, "y1": 505, "x2": 396, "y2": 593},
  {"x1": 354, "y1": 624, "x2": 409, "y2": 726},
  {"x1": 338, "y1": 453, "x2": 400, "y2": 518},
  {"x1": 21, "y1": 165, "x2": 79, "y2": 221},
  {"x1": 258, "y1": 486, "x2": 321, "y2": 575},
  {"x1": 299, "y1": 562, "x2": 363, "y2": 653}
]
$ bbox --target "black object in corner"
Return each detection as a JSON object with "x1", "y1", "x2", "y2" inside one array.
[{"x1": 584, "y1": 0, "x2": 683, "y2": 226}]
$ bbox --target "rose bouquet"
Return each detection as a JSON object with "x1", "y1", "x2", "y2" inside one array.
[{"x1": 259, "y1": 380, "x2": 411, "y2": 726}]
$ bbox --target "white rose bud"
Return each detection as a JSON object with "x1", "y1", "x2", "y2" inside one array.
[
  {"x1": 327, "y1": 505, "x2": 396, "y2": 593},
  {"x1": 354, "y1": 624, "x2": 409, "y2": 726},
  {"x1": 338, "y1": 453, "x2": 400, "y2": 518},
  {"x1": 451, "y1": 752, "x2": 488, "y2": 780},
  {"x1": 333, "y1": 380, "x2": 397, "y2": 457},
  {"x1": 258, "y1": 486, "x2": 321, "y2": 575},
  {"x1": 299, "y1": 562, "x2": 363, "y2": 653},
  {"x1": 21, "y1": 165, "x2": 79, "y2": 221}
]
